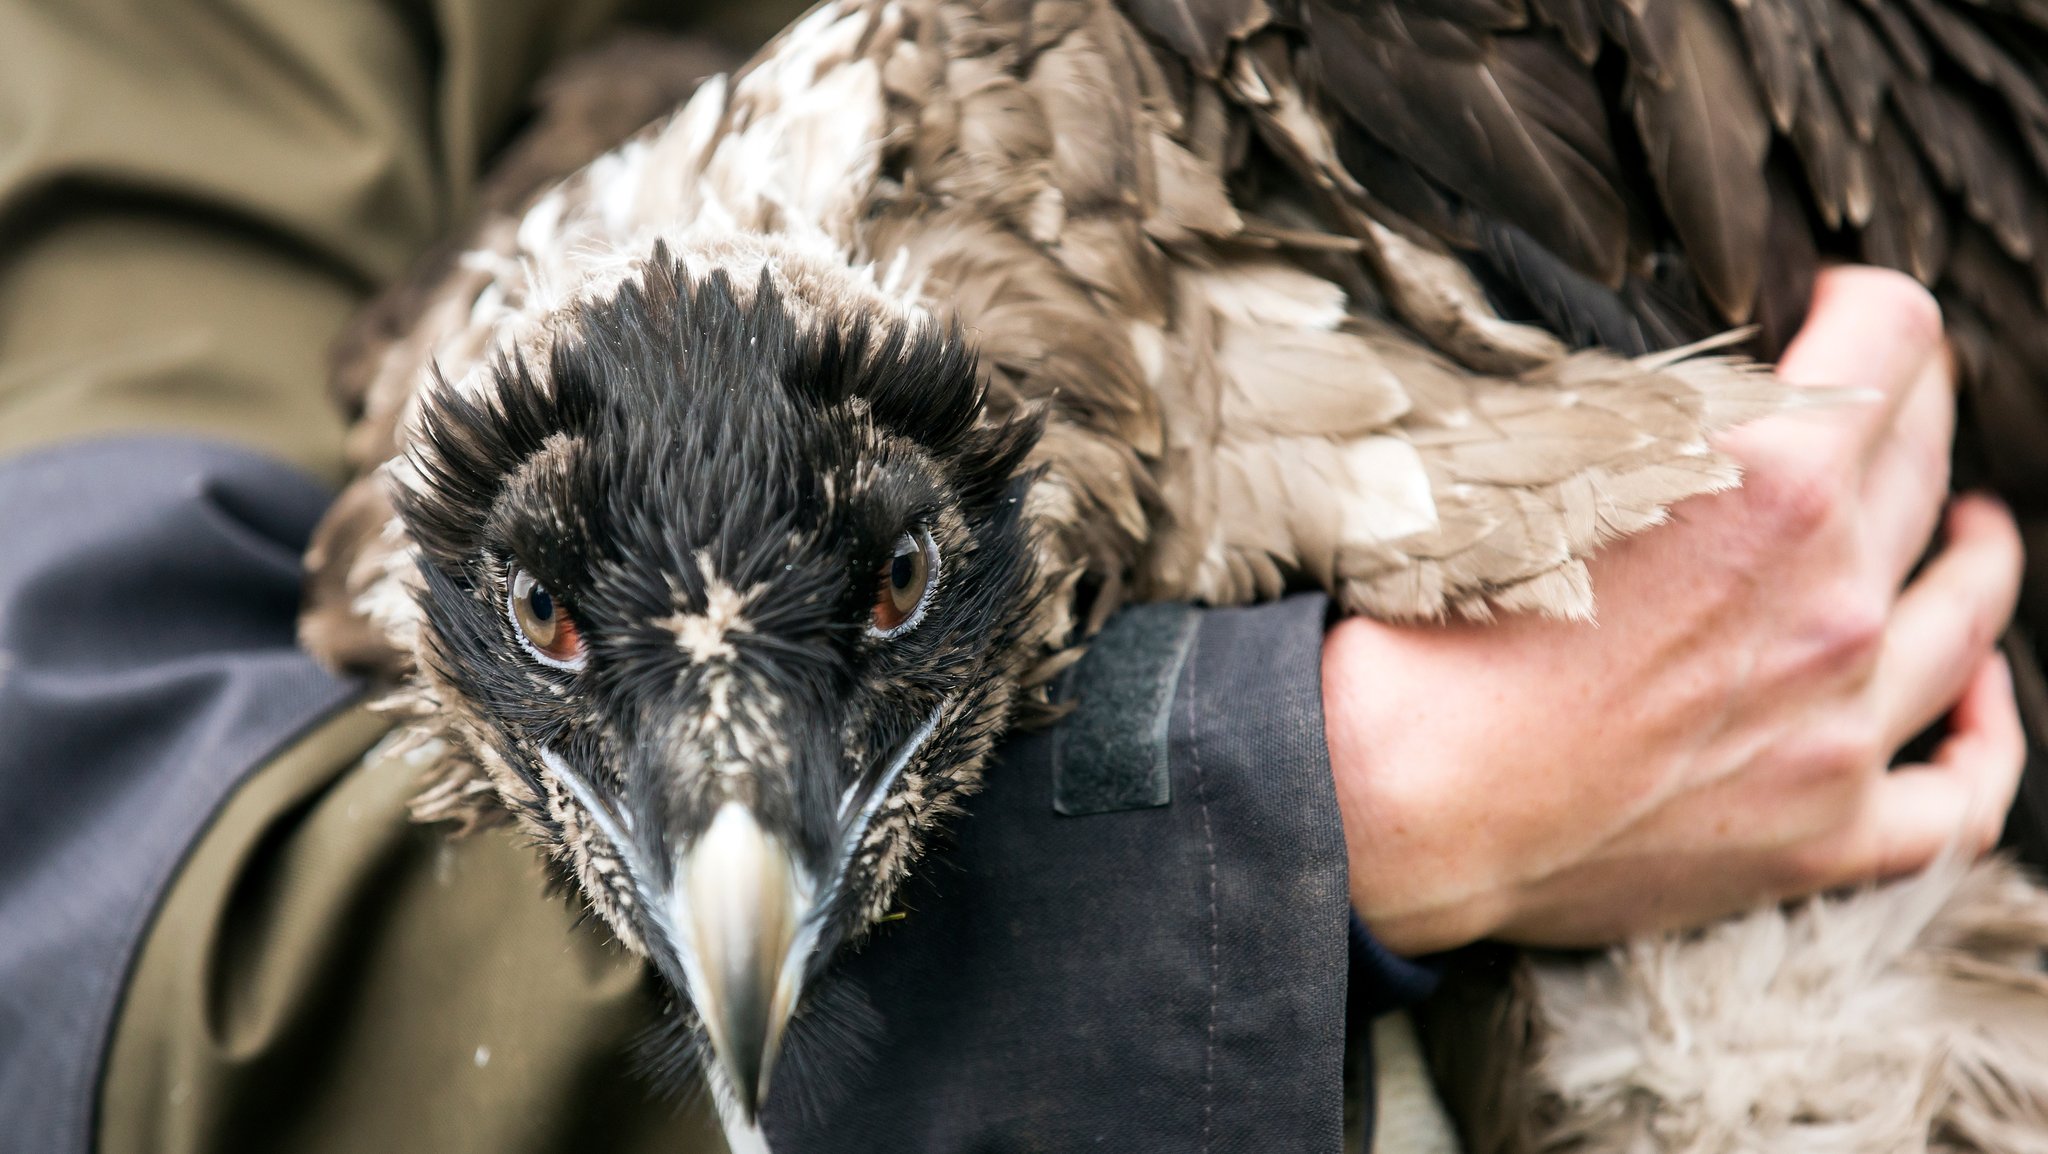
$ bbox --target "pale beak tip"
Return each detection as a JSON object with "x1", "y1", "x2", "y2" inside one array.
[{"x1": 671, "y1": 802, "x2": 813, "y2": 1124}]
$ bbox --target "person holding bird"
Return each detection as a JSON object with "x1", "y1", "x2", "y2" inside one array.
[{"x1": 0, "y1": 0, "x2": 2035, "y2": 1152}]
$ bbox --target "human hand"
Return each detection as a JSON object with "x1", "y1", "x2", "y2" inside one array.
[{"x1": 1325, "y1": 266, "x2": 2027, "y2": 956}]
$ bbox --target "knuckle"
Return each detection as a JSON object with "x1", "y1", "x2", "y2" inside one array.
[
  {"x1": 1750, "y1": 461, "x2": 1844, "y2": 541},
  {"x1": 1887, "y1": 282, "x2": 1946, "y2": 350},
  {"x1": 1816, "y1": 595, "x2": 1889, "y2": 673},
  {"x1": 1845, "y1": 266, "x2": 1946, "y2": 347},
  {"x1": 1771, "y1": 592, "x2": 1887, "y2": 684},
  {"x1": 1785, "y1": 721, "x2": 1884, "y2": 790}
]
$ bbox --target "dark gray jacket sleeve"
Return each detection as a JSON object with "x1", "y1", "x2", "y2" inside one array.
[
  {"x1": 773, "y1": 598, "x2": 1364, "y2": 1153},
  {"x1": 0, "y1": 437, "x2": 357, "y2": 1154}
]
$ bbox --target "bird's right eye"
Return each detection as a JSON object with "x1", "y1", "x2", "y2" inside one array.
[
  {"x1": 509, "y1": 568, "x2": 587, "y2": 670},
  {"x1": 869, "y1": 528, "x2": 939, "y2": 638}
]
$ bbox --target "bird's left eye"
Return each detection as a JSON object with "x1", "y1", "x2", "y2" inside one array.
[
  {"x1": 509, "y1": 568, "x2": 587, "y2": 670},
  {"x1": 869, "y1": 528, "x2": 939, "y2": 638}
]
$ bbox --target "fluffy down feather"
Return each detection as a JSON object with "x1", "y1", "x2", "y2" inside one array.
[{"x1": 1424, "y1": 859, "x2": 2048, "y2": 1154}]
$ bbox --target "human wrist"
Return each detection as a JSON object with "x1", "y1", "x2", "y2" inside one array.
[{"x1": 1321, "y1": 615, "x2": 1509, "y2": 956}]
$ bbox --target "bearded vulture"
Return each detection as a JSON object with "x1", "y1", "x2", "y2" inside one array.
[{"x1": 300, "y1": 3, "x2": 2048, "y2": 1151}]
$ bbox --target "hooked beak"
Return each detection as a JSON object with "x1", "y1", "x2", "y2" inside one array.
[
  {"x1": 537, "y1": 700, "x2": 948, "y2": 1125},
  {"x1": 668, "y1": 801, "x2": 815, "y2": 1120}
]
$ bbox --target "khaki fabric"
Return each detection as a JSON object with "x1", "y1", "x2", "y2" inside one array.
[
  {"x1": 0, "y1": 0, "x2": 635, "y2": 480},
  {"x1": 98, "y1": 708, "x2": 722, "y2": 1154}
]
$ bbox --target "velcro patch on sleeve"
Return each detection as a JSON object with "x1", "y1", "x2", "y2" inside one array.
[{"x1": 1051, "y1": 602, "x2": 1198, "y2": 816}]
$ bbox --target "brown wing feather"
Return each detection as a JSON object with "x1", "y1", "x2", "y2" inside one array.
[
  {"x1": 1892, "y1": 76, "x2": 2037, "y2": 261},
  {"x1": 1121, "y1": 0, "x2": 2048, "y2": 381},
  {"x1": 1788, "y1": 61, "x2": 1874, "y2": 232},
  {"x1": 1304, "y1": 4, "x2": 1632, "y2": 287},
  {"x1": 1624, "y1": 0, "x2": 1774, "y2": 321},
  {"x1": 1861, "y1": 110, "x2": 1951, "y2": 281},
  {"x1": 1823, "y1": 0, "x2": 1895, "y2": 142},
  {"x1": 1121, "y1": 0, "x2": 1268, "y2": 74},
  {"x1": 1732, "y1": 0, "x2": 1813, "y2": 133}
]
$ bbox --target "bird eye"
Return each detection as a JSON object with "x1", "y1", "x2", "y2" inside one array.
[
  {"x1": 869, "y1": 528, "x2": 939, "y2": 638},
  {"x1": 509, "y1": 568, "x2": 587, "y2": 669}
]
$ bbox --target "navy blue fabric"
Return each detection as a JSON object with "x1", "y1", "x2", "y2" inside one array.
[
  {"x1": 1348, "y1": 913, "x2": 1442, "y2": 1020},
  {"x1": 0, "y1": 437, "x2": 357, "y2": 1154},
  {"x1": 1345, "y1": 914, "x2": 1448, "y2": 1150},
  {"x1": 774, "y1": 594, "x2": 1354, "y2": 1153}
]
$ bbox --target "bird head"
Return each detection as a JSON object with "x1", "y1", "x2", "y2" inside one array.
[{"x1": 394, "y1": 248, "x2": 1042, "y2": 1117}]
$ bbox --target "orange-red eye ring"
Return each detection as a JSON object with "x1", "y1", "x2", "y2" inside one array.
[
  {"x1": 869, "y1": 529, "x2": 938, "y2": 638},
  {"x1": 510, "y1": 568, "x2": 587, "y2": 669}
]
